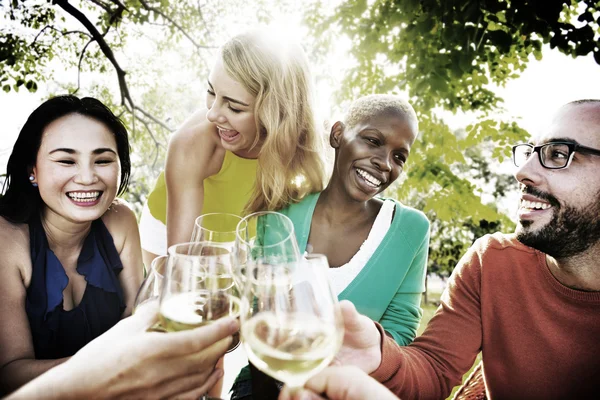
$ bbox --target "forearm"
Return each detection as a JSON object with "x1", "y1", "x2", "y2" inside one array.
[{"x1": 1, "y1": 358, "x2": 68, "y2": 396}]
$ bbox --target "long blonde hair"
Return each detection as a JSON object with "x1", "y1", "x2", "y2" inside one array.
[{"x1": 221, "y1": 30, "x2": 325, "y2": 213}]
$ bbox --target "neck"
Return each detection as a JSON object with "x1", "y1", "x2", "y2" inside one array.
[
  {"x1": 546, "y1": 242, "x2": 600, "y2": 291},
  {"x1": 41, "y1": 208, "x2": 92, "y2": 252},
  {"x1": 318, "y1": 184, "x2": 374, "y2": 224}
]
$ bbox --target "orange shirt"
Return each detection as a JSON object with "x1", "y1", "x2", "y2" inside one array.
[{"x1": 372, "y1": 233, "x2": 600, "y2": 399}]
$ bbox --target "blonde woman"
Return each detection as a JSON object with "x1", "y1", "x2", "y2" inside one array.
[{"x1": 139, "y1": 30, "x2": 326, "y2": 266}]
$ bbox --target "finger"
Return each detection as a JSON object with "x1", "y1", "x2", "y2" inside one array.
[
  {"x1": 304, "y1": 366, "x2": 397, "y2": 400},
  {"x1": 159, "y1": 336, "x2": 232, "y2": 380},
  {"x1": 124, "y1": 301, "x2": 160, "y2": 331},
  {"x1": 150, "y1": 317, "x2": 238, "y2": 357},
  {"x1": 158, "y1": 368, "x2": 224, "y2": 400},
  {"x1": 166, "y1": 368, "x2": 224, "y2": 400},
  {"x1": 279, "y1": 386, "x2": 325, "y2": 400}
]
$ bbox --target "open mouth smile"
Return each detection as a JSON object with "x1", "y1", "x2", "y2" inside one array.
[
  {"x1": 217, "y1": 127, "x2": 240, "y2": 143},
  {"x1": 520, "y1": 199, "x2": 552, "y2": 211},
  {"x1": 356, "y1": 168, "x2": 383, "y2": 188},
  {"x1": 67, "y1": 191, "x2": 102, "y2": 205}
]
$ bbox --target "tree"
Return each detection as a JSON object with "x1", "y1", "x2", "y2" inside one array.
[{"x1": 305, "y1": 0, "x2": 599, "y2": 281}]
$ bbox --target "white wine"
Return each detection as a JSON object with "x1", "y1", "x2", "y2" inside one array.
[
  {"x1": 242, "y1": 312, "x2": 341, "y2": 386},
  {"x1": 205, "y1": 273, "x2": 235, "y2": 291},
  {"x1": 160, "y1": 292, "x2": 241, "y2": 332}
]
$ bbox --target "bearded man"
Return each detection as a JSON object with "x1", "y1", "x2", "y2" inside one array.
[{"x1": 280, "y1": 100, "x2": 600, "y2": 400}]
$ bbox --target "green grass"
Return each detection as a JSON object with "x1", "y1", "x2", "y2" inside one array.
[{"x1": 418, "y1": 293, "x2": 482, "y2": 399}]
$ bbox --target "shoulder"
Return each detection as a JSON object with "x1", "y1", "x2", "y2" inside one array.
[
  {"x1": 168, "y1": 109, "x2": 219, "y2": 155},
  {"x1": 101, "y1": 199, "x2": 138, "y2": 251},
  {"x1": 166, "y1": 109, "x2": 224, "y2": 178},
  {"x1": 283, "y1": 192, "x2": 319, "y2": 211},
  {"x1": 279, "y1": 192, "x2": 319, "y2": 223},
  {"x1": 0, "y1": 216, "x2": 30, "y2": 250},
  {"x1": 471, "y1": 232, "x2": 535, "y2": 258},
  {"x1": 388, "y1": 200, "x2": 430, "y2": 241},
  {"x1": 0, "y1": 216, "x2": 31, "y2": 283}
]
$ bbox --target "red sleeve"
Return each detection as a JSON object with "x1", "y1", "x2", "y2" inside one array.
[{"x1": 368, "y1": 238, "x2": 486, "y2": 399}]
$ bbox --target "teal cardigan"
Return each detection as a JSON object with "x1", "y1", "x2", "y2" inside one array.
[{"x1": 281, "y1": 192, "x2": 430, "y2": 345}]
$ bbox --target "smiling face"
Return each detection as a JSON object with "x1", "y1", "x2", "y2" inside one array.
[
  {"x1": 32, "y1": 113, "x2": 121, "y2": 225},
  {"x1": 330, "y1": 110, "x2": 418, "y2": 203},
  {"x1": 514, "y1": 102, "x2": 600, "y2": 258},
  {"x1": 205, "y1": 56, "x2": 259, "y2": 157}
]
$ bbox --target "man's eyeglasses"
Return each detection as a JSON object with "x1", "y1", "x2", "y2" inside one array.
[{"x1": 512, "y1": 142, "x2": 600, "y2": 170}]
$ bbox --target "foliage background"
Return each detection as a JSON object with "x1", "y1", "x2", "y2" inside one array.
[{"x1": 1, "y1": 0, "x2": 599, "y2": 282}]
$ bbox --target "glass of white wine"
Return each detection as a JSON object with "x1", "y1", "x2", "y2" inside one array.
[
  {"x1": 237, "y1": 213, "x2": 343, "y2": 388},
  {"x1": 159, "y1": 242, "x2": 242, "y2": 351},
  {"x1": 192, "y1": 213, "x2": 247, "y2": 291}
]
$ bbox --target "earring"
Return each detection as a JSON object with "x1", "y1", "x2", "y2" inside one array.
[{"x1": 29, "y1": 175, "x2": 38, "y2": 187}]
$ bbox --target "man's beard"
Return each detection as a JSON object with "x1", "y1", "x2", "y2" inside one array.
[{"x1": 516, "y1": 186, "x2": 600, "y2": 258}]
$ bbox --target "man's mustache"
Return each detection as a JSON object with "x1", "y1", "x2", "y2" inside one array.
[{"x1": 521, "y1": 185, "x2": 560, "y2": 208}]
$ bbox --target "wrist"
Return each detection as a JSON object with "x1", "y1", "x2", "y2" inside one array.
[{"x1": 366, "y1": 322, "x2": 384, "y2": 375}]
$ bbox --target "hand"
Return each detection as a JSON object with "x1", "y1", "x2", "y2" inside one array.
[
  {"x1": 331, "y1": 300, "x2": 382, "y2": 374},
  {"x1": 9, "y1": 303, "x2": 239, "y2": 399},
  {"x1": 278, "y1": 366, "x2": 398, "y2": 400}
]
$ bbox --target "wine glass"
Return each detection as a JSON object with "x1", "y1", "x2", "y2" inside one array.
[
  {"x1": 134, "y1": 255, "x2": 168, "y2": 312},
  {"x1": 237, "y1": 213, "x2": 342, "y2": 388},
  {"x1": 240, "y1": 253, "x2": 343, "y2": 388},
  {"x1": 192, "y1": 213, "x2": 246, "y2": 291},
  {"x1": 133, "y1": 255, "x2": 168, "y2": 332},
  {"x1": 191, "y1": 213, "x2": 242, "y2": 245},
  {"x1": 234, "y1": 211, "x2": 301, "y2": 274},
  {"x1": 159, "y1": 241, "x2": 242, "y2": 351}
]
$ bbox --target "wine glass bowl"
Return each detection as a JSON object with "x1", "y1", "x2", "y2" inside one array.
[
  {"x1": 237, "y1": 213, "x2": 343, "y2": 388},
  {"x1": 134, "y1": 255, "x2": 168, "y2": 312},
  {"x1": 160, "y1": 242, "x2": 242, "y2": 351},
  {"x1": 191, "y1": 213, "x2": 242, "y2": 244}
]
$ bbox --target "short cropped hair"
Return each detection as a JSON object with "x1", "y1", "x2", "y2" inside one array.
[
  {"x1": 567, "y1": 99, "x2": 600, "y2": 106},
  {"x1": 344, "y1": 94, "x2": 418, "y2": 131}
]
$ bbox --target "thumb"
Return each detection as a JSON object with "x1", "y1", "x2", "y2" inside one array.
[
  {"x1": 124, "y1": 301, "x2": 160, "y2": 331},
  {"x1": 339, "y1": 300, "x2": 362, "y2": 332}
]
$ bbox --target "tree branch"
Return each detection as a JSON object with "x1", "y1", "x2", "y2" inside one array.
[
  {"x1": 138, "y1": 0, "x2": 216, "y2": 51},
  {"x1": 55, "y1": 0, "x2": 133, "y2": 108},
  {"x1": 73, "y1": 38, "x2": 96, "y2": 95},
  {"x1": 106, "y1": 0, "x2": 128, "y2": 9},
  {"x1": 55, "y1": 0, "x2": 174, "y2": 139},
  {"x1": 32, "y1": 25, "x2": 91, "y2": 45},
  {"x1": 138, "y1": 117, "x2": 166, "y2": 167},
  {"x1": 133, "y1": 105, "x2": 174, "y2": 132},
  {"x1": 87, "y1": 0, "x2": 113, "y2": 14}
]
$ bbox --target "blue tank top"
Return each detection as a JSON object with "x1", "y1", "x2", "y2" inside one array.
[{"x1": 25, "y1": 216, "x2": 126, "y2": 359}]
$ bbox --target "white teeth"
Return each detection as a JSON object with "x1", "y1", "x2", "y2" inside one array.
[
  {"x1": 67, "y1": 191, "x2": 100, "y2": 202},
  {"x1": 218, "y1": 127, "x2": 238, "y2": 135},
  {"x1": 521, "y1": 199, "x2": 551, "y2": 210},
  {"x1": 357, "y1": 169, "x2": 382, "y2": 187}
]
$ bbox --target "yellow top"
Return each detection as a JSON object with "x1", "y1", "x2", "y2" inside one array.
[{"x1": 146, "y1": 150, "x2": 258, "y2": 232}]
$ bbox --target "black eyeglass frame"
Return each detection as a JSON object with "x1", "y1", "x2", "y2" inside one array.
[{"x1": 512, "y1": 141, "x2": 600, "y2": 170}]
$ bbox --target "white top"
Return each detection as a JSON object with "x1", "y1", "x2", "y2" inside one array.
[{"x1": 326, "y1": 199, "x2": 395, "y2": 296}]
